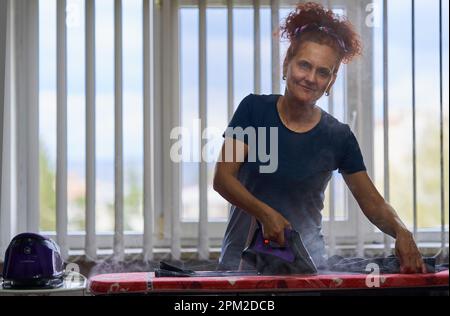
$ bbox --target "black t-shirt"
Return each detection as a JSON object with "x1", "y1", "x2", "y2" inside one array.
[{"x1": 219, "y1": 93, "x2": 366, "y2": 270}]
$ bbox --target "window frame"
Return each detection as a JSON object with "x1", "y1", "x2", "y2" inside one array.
[
  {"x1": 167, "y1": 0, "x2": 372, "y2": 244},
  {"x1": 166, "y1": 0, "x2": 448, "y2": 248},
  {"x1": 2, "y1": 0, "x2": 446, "y2": 258}
]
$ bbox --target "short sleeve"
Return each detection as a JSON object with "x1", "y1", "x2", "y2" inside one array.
[
  {"x1": 338, "y1": 127, "x2": 367, "y2": 174},
  {"x1": 222, "y1": 94, "x2": 254, "y2": 145}
]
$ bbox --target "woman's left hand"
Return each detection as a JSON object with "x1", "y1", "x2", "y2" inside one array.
[{"x1": 395, "y1": 230, "x2": 427, "y2": 274}]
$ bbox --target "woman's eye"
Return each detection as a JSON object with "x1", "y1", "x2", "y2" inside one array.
[
  {"x1": 298, "y1": 62, "x2": 309, "y2": 69},
  {"x1": 319, "y1": 70, "x2": 331, "y2": 78}
]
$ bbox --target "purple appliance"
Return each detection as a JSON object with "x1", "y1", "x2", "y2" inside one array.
[
  {"x1": 241, "y1": 228, "x2": 318, "y2": 275},
  {"x1": 2, "y1": 233, "x2": 65, "y2": 289}
]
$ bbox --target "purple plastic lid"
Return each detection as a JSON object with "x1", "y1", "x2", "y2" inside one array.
[{"x1": 2, "y1": 232, "x2": 64, "y2": 281}]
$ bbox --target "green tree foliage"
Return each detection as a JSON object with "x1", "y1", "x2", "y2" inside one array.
[
  {"x1": 415, "y1": 115, "x2": 449, "y2": 228},
  {"x1": 39, "y1": 142, "x2": 56, "y2": 231},
  {"x1": 391, "y1": 114, "x2": 449, "y2": 229},
  {"x1": 40, "y1": 143, "x2": 143, "y2": 232},
  {"x1": 124, "y1": 170, "x2": 143, "y2": 231}
]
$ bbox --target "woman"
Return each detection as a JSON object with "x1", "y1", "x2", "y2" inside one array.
[{"x1": 213, "y1": 2, "x2": 426, "y2": 273}]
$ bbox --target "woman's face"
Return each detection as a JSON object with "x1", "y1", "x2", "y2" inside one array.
[{"x1": 284, "y1": 41, "x2": 340, "y2": 105}]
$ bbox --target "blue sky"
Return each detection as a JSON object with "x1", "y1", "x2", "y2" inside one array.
[{"x1": 38, "y1": 0, "x2": 449, "y2": 166}]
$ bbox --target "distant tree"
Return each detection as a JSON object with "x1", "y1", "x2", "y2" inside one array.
[
  {"x1": 71, "y1": 194, "x2": 86, "y2": 231},
  {"x1": 39, "y1": 142, "x2": 56, "y2": 231},
  {"x1": 106, "y1": 168, "x2": 143, "y2": 231},
  {"x1": 390, "y1": 113, "x2": 449, "y2": 229},
  {"x1": 415, "y1": 114, "x2": 449, "y2": 228},
  {"x1": 124, "y1": 169, "x2": 143, "y2": 231}
]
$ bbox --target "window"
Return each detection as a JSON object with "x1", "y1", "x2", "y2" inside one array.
[
  {"x1": 38, "y1": 0, "x2": 145, "y2": 235},
  {"x1": 176, "y1": 2, "x2": 366, "y2": 246},
  {"x1": 2, "y1": 0, "x2": 447, "y2": 258}
]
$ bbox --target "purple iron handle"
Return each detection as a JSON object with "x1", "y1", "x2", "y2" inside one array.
[{"x1": 253, "y1": 228, "x2": 295, "y2": 263}]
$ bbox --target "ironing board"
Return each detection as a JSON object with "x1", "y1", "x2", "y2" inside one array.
[{"x1": 88, "y1": 270, "x2": 449, "y2": 295}]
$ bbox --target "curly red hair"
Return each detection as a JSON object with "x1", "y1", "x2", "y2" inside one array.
[{"x1": 280, "y1": 2, "x2": 362, "y2": 67}]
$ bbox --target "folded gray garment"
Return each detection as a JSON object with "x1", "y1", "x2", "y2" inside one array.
[
  {"x1": 155, "y1": 256, "x2": 448, "y2": 278},
  {"x1": 154, "y1": 261, "x2": 257, "y2": 277},
  {"x1": 322, "y1": 255, "x2": 448, "y2": 274}
]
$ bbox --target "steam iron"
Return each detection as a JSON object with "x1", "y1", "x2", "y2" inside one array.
[{"x1": 241, "y1": 227, "x2": 317, "y2": 275}]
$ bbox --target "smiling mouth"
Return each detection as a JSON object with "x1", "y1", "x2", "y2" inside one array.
[{"x1": 297, "y1": 83, "x2": 315, "y2": 92}]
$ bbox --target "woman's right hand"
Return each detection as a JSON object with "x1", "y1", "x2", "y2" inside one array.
[{"x1": 259, "y1": 207, "x2": 292, "y2": 247}]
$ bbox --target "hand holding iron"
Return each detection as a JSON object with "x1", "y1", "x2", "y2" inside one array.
[{"x1": 259, "y1": 207, "x2": 292, "y2": 247}]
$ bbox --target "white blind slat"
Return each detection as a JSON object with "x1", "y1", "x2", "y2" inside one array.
[
  {"x1": 271, "y1": 0, "x2": 280, "y2": 94},
  {"x1": 85, "y1": 0, "x2": 97, "y2": 261},
  {"x1": 56, "y1": 0, "x2": 68, "y2": 260},
  {"x1": 198, "y1": 0, "x2": 209, "y2": 260},
  {"x1": 143, "y1": 0, "x2": 155, "y2": 261},
  {"x1": 114, "y1": 0, "x2": 124, "y2": 260}
]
